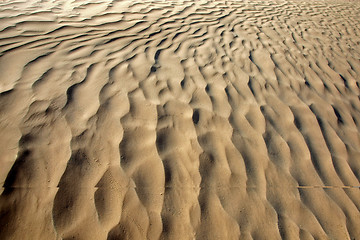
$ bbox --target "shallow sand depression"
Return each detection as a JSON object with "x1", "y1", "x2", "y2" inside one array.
[{"x1": 0, "y1": 0, "x2": 360, "y2": 239}]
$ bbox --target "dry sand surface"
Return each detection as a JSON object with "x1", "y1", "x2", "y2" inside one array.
[{"x1": 0, "y1": 0, "x2": 360, "y2": 239}]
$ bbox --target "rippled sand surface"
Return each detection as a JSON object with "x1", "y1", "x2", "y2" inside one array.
[{"x1": 0, "y1": 0, "x2": 360, "y2": 239}]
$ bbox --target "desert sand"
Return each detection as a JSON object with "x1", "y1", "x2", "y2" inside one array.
[{"x1": 0, "y1": 0, "x2": 359, "y2": 239}]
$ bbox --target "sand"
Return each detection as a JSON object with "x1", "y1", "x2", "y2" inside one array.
[{"x1": 0, "y1": 0, "x2": 360, "y2": 239}]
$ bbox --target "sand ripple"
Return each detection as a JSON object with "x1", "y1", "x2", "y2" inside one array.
[{"x1": 0, "y1": 0, "x2": 360, "y2": 239}]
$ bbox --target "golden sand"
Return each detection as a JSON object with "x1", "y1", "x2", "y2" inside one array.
[{"x1": 0, "y1": 0, "x2": 360, "y2": 239}]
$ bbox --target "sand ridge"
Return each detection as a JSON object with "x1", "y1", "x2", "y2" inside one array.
[{"x1": 0, "y1": 0, "x2": 360, "y2": 239}]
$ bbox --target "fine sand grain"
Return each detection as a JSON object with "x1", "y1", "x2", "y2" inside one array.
[{"x1": 0, "y1": 0, "x2": 360, "y2": 239}]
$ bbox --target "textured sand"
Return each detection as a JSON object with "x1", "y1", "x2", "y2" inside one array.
[{"x1": 0, "y1": 0, "x2": 360, "y2": 239}]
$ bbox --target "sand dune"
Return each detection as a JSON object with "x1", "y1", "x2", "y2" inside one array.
[{"x1": 0, "y1": 0, "x2": 360, "y2": 239}]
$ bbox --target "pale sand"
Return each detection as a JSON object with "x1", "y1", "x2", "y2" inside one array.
[{"x1": 0, "y1": 0, "x2": 360, "y2": 239}]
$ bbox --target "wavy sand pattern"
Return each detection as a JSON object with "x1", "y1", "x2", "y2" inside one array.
[{"x1": 0, "y1": 0, "x2": 360, "y2": 239}]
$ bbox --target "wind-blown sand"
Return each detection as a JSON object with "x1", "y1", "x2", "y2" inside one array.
[{"x1": 0, "y1": 0, "x2": 360, "y2": 239}]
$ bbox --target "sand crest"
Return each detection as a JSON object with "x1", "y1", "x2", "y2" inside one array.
[{"x1": 0, "y1": 0, "x2": 360, "y2": 239}]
